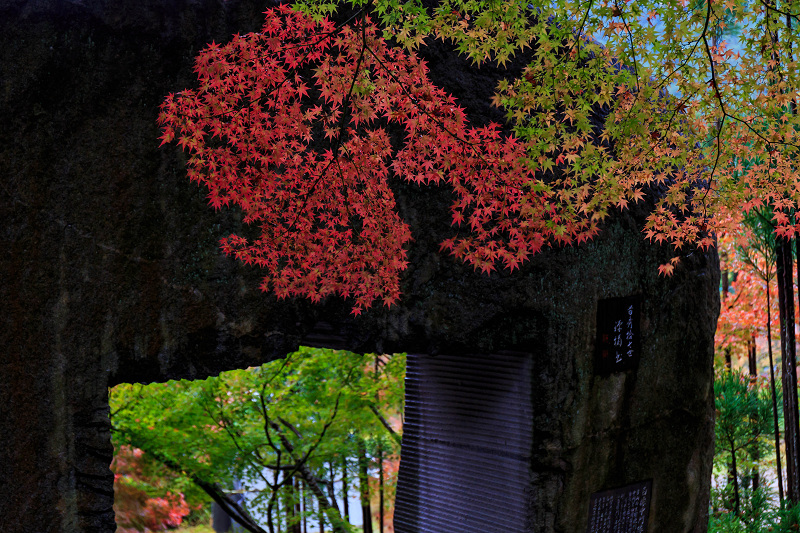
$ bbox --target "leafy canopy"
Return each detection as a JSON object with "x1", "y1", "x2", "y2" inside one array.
[
  {"x1": 160, "y1": 0, "x2": 800, "y2": 311},
  {"x1": 111, "y1": 349, "x2": 404, "y2": 529}
]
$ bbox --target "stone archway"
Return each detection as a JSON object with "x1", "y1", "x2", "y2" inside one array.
[{"x1": 0, "y1": 1, "x2": 718, "y2": 531}]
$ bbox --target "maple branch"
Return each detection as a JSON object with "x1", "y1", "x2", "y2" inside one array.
[
  {"x1": 592, "y1": 84, "x2": 705, "y2": 211},
  {"x1": 202, "y1": 367, "x2": 291, "y2": 491},
  {"x1": 705, "y1": 0, "x2": 800, "y2": 156},
  {"x1": 259, "y1": 396, "x2": 343, "y2": 531},
  {"x1": 364, "y1": 49, "x2": 465, "y2": 145},
  {"x1": 758, "y1": 0, "x2": 800, "y2": 20},
  {"x1": 332, "y1": 359, "x2": 401, "y2": 443},
  {"x1": 286, "y1": 15, "x2": 369, "y2": 235},
  {"x1": 253, "y1": 372, "x2": 344, "y2": 494},
  {"x1": 259, "y1": 396, "x2": 282, "y2": 463},
  {"x1": 278, "y1": 393, "x2": 342, "y2": 470},
  {"x1": 697, "y1": 0, "x2": 726, "y2": 204},
  {"x1": 577, "y1": 0, "x2": 594, "y2": 40},
  {"x1": 787, "y1": 0, "x2": 798, "y2": 189},
  {"x1": 724, "y1": 285, "x2": 745, "y2": 312},
  {"x1": 198, "y1": 387, "x2": 276, "y2": 490},
  {"x1": 369, "y1": 405, "x2": 402, "y2": 445},
  {"x1": 362, "y1": 43, "x2": 525, "y2": 197},
  {"x1": 718, "y1": 110, "x2": 800, "y2": 150},
  {"x1": 333, "y1": 154, "x2": 367, "y2": 256},
  {"x1": 602, "y1": 7, "x2": 670, "y2": 149},
  {"x1": 261, "y1": 409, "x2": 349, "y2": 532},
  {"x1": 687, "y1": 1, "x2": 800, "y2": 208},
  {"x1": 564, "y1": 0, "x2": 595, "y2": 60},
  {"x1": 325, "y1": 18, "x2": 374, "y2": 231},
  {"x1": 613, "y1": 0, "x2": 640, "y2": 95}
]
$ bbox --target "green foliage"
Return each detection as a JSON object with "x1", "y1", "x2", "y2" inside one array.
[
  {"x1": 737, "y1": 206, "x2": 777, "y2": 279},
  {"x1": 111, "y1": 348, "x2": 405, "y2": 531},
  {"x1": 709, "y1": 486, "x2": 773, "y2": 532},
  {"x1": 710, "y1": 369, "x2": 787, "y2": 531},
  {"x1": 709, "y1": 498, "x2": 800, "y2": 533},
  {"x1": 714, "y1": 370, "x2": 773, "y2": 463}
]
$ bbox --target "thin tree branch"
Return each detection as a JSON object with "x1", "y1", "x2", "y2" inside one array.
[{"x1": 370, "y1": 405, "x2": 402, "y2": 445}]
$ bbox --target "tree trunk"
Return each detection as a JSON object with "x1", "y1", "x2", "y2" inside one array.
[
  {"x1": 263, "y1": 418, "x2": 350, "y2": 533},
  {"x1": 721, "y1": 267, "x2": 735, "y2": 501},
  {"x1": 767, "y1": 278, "x2": 785, "y2": 505},
  {"x1": 378, "y1": 444, "x2": 384, "y2": 533},
  {"x1": 289, "y1": 476, "x2": 301, "y2": 533},
  {"x1": 302, "y1": 480, "x2": 308, "y2": 533},
  {"x1": 328, "y1": 461, "x2": 338, "y2": 514},
  {"x1": 342, "y1": 457, "x2": 350, "y2": 522},
  {"x1": 778, "y1": 238, "x2": 799, "y2": 502},
  {"x1": 374, "y1": 358, "x2": 384, "y2": 533},
  {"x1": 730, "y1": 437, "x2": 741, "y2": 516},
  {"x1": 358, "y1": 440, "x2": 373, "y2": 533},
  {"x1": 748, "y1": 334, "x2": 758, "y2": 377},
  {"x1": 723, "y1": 268, "x2": 732, "y2": 369},
  {"x1": 787, "y1": 0, "x2": 800, "y2": 510},
  {"x1": 749, "y1": 334, "x2": 760, "y2": 491},
  {"x1": 273, "y1": 469, "x2": 281, "y2": 533}
]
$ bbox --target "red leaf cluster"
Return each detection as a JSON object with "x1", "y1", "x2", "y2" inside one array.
[
  {"x1": 112, "y1": 445, "x2": 191, "y2": 532},
  {"x1": 159, "y1": 6, "x2": 596, "y2": 313}
]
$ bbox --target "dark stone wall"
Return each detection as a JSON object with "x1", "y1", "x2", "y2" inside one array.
[
  {"x1": 520, "y1": 219, "x2": 717, "y2": 531},
  {"x1": 0, "y1": 1, "x2": 718, "y2": 531}
]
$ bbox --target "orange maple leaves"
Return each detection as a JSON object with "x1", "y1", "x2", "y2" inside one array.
[{"x1": 158, "y1": 6, "x2": 602, "y2": 313}]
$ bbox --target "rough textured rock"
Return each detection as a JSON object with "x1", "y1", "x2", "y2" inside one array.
[{"x1": 0, "y1": 1, "x2": 718, "y2": 532}]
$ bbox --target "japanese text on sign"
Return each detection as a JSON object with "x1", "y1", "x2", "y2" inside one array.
[
  {"x1": 595, "y1": 295, "x2": 641, "y2": 375},
  {"x1": 586, "y1": 480, "x2": 652, "y2": 533}
]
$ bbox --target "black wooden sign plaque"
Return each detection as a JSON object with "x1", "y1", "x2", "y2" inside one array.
[
  {"x1": 594, "y1": 295, "x2": 641, "y2": 375},
  {"x1": 586, "y1": 479, "x2": 652, "y2": 533}
]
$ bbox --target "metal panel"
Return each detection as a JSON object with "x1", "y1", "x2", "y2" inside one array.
[{"x1": 394, "y1": 352, "x2": 533, "y2": 533}]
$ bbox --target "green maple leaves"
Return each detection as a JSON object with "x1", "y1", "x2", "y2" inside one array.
[{"x1": 111, "y1": 349, "x2": 405, "y2": 528}]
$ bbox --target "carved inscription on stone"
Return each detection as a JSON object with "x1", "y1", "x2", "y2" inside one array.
[
  {"x1": 594, "y1": 295, "x2": 641, "y2": 375},
  {"x1": 586, "y1": 480, "x2": 652, "y2": 533}
]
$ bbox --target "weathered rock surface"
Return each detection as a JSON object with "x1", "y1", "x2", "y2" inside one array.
[{"x1": 0, "y1": 1, "x2": 718, "y2": 531}]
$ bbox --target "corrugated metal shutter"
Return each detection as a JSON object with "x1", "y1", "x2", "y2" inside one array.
[{"x1": 394, "y1": 352, "x2": 533, "y2": 533}]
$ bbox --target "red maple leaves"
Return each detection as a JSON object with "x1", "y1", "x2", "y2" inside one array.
[
  {"x1": 158, "y1": 6, "x2": 596, "y2": 313},
  {"x1": 112, "y1": 446, "x2": 192, "y2": 532}
]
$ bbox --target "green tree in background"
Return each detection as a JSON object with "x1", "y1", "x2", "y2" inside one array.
[
  {"x1": 110, "y1": 349, "x2": 405, "y2": 533},
  {"x1": 714, "y1": 370, "x2": 772, "y2": 521}
]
